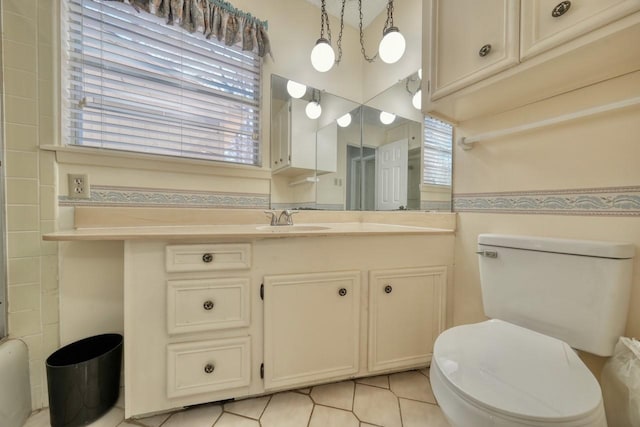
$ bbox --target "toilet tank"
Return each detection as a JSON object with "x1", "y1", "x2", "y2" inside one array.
[{"x1": 478, "y1": 234, "x2": 634, "y2": 356}]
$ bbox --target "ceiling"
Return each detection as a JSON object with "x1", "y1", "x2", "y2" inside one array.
[{"x1": 303, "y1": 0, "x2": 389, "y2": 29}]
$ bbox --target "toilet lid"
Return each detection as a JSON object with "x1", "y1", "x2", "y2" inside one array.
[{"x1": 433, "y1": 319, "x2": 602, "y2": 421}]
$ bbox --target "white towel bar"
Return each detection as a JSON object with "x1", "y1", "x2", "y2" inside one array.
[{"x1": 458, "y1": 96, "x2": 640, "y2": 150}]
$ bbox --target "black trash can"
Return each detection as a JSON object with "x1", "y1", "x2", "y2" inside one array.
[{"x1": 46, "y1": 334, "x2": 123, "y2": 427}]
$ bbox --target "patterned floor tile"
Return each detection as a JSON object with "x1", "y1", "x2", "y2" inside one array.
[
  {"x1": 26, "y1": 368, "x2": 447, "y2": 427},
  {"x1": 353, "y1": 384, "x2": 402, "y2": 427},
  {"x1": 136, "y1": 412, "x2": 171, "y2": 427},
  {"x1": 87, "y1": 407, "x2": 125, "y2": 427},
  {"x1": 162, "y1": 404, "x2": 222, "y2": 427},
  {"x1": 260, "y1": 392, "x2": 314, "y2": 427},
  {"x1": 213, "y1": 412, "x2": 260, "y2": 427},
  {"x1": 310, "y1": 380, "x2": 355, "y2": 410},
  {"x1": 355, "y1": 374, "x2": 390, "y2": 389},
  {"x1": 23, "y1": 410, "x2": 50, "y2": 427},
  {"x1": 309, "y1": 405, "x2": 359, "y2": 427},
  {"x1": 389, "y1": 371, "x2": 436, "y2": 404},
  {"x1": 224, "y1": 396, "x2": 270, "y2": 420},
  {"x1": 399, "y1": 399, "x2": 450, "y2": 427}
]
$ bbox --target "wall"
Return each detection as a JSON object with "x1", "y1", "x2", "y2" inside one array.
[
  {"x1": 2, "y1": 0, "x2": 59, "y2": 409},
  {"x1": 452, "y1": 71, "x2": 640, "y2": 376}
]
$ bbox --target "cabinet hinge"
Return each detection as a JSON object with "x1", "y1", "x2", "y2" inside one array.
[
  {"x1": 260, "y1": 284, "x2": 264, "y2": 300},
  {"x1": 260, "y1": 363, "x2": 264, "y2": 379}
]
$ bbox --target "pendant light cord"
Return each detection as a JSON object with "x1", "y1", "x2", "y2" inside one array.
[
  {"x1": 384, "y1": 0, "x2": 394, "y2": 31},
  {"x1": 335, "y1": 0, "x2": 346, "y2": 64},
  {"x1": 358, "y1": 0, "x2": 377, "y2": 62},
  {"x1": 320, "y1": 0, "x2": 332, "y2": 42}
]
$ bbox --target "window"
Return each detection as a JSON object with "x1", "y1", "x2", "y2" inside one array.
[
  {"x1": 423, "y1": 116, "x2": 453, "y2": 186},
  {"x1": 65, "y1": 0, "x2": 262, "y2": 165}
]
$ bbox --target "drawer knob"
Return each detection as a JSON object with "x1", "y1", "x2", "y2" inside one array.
[
  {"x1": 338, "y1": 288, "x2": 347, "y2": 297},
  {"x1": 203, "y1": 300, "x2": 214, "y2": 311},
  {"x1": 202, "y1": 253, "x2": 214, "y2": 263},
  {"x1": 204, "y1": 363, "x2": 215, "y2": 374},
  {"x1": 551, "y1": 1, "x2": 571, "y2": 18},
  {"x1": 478, "y1": 44, "x2": 492, "y2": 57},
  {"x1": 384, "y1": 285, "x2": 393, "y2": 294}
]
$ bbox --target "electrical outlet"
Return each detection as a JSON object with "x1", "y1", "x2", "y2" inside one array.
[{"x1": 68, "y1": 174, "x2": 90, "y2": 199}]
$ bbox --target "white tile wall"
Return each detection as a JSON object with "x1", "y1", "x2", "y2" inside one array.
[{"x1": 2, "y1": 0, "x2": 59, "y2": 410}]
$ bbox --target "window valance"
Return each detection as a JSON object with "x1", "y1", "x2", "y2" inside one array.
[{"x1": 109, "y1": 0, "x2": 272, "y2": 58}]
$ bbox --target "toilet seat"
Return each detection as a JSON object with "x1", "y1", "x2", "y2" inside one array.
[{"x1": 431, "y1": 319, "x2": 604, "y2": 425}]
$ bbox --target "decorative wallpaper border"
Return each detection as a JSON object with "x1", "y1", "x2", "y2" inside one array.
[
  {"x1": 453, "y1": 186, "x2": 640, "y2": 216},
  {"x1": 59, "y1": 185, "x2": 270, "y2": 209}
]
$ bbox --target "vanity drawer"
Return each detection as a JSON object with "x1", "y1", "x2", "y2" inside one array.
[
  {"x1": 167, "y1": 337, "x2": 251, "y2": 398},
  {"x1": 167, "y1": 278, "x2": 250, "y2": 334},
  {"x1": 165, "y1": 244, "x2": 251, "y2": 272}
]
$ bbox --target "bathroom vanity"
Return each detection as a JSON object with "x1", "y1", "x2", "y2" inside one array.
[{"x1": 45, "y1": 208, "x2": 455, "y2": 418}]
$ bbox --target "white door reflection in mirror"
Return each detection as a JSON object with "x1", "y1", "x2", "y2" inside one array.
[{"x1": 376, "y1": 139, "x2": 408, "y2": 210}]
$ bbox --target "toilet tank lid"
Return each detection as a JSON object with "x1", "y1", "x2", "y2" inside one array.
[{"x1": 478, "y1": 234, "x2": 634, "y2": 259}]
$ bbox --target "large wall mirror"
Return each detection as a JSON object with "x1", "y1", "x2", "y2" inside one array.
[{"x1": 270, "y1": 74, "x2": 452, "y2": 211}]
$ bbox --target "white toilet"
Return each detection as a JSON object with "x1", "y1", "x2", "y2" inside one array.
[{"x1": 430, "y1": 234, "x2": 635, "y2": 427}]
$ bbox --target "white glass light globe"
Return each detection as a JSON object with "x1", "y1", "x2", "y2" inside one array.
[
  {"x1": 336, "y1": 113, "x2": 352, "y2": 127},
  {"x1": 379, "y1": 111, "x2": 396, "y2": 125},
  {"x1": 378, "y1": 28, "x2": 406, "y2": 64},
  {"x1": 305, "y1": 101, "x2": 322, "y2": 119},
  {"x1": 310, "y1": 38, "x2": 335, "y2": 73},
  {"x1": 286, "y1": 80, "x2": 307, "y2": 99},
  {"x1": 412, "y1": 90, "x2": 422, "y2": 110}
]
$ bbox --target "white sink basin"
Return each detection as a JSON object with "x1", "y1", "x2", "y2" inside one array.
[{"x1": 256, "y1": 225, "x2": 331, "y2": 232}]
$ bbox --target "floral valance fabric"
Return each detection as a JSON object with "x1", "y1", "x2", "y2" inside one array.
[{"x1": 111, "y1": 0, "x2": 272, "y2": 58}]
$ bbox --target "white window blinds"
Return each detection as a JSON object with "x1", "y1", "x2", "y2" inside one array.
[
  {"x1": 65, "y1": 0, "x2": 262, "y2": 165},
  {"x1": 423, "y1": 116, "x2": 453, "y2": 186}
]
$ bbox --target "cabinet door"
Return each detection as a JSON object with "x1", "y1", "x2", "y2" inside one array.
[
  {"x1": 430, "y1": 0, "x2": 520, "y2": 100},
  {"x1": 521, "y1": 0, "x2": 640, "y2": 60},
  {"x1": 289, "y1": 98, "x2": 317, "y2": 171},
  {"x1": 271, "y1": 101, "x2": 290, "y2": 170},
  {"x1": 369, "y1": 267, "x2": 446, "y2": 372},
  {"x1": 316, "y1": 122, "x2": 338, "y2": 174},
  {"x1": 263, "y1": 271, "x2": 360, "y2": 390}
]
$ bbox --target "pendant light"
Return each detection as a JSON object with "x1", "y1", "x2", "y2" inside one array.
[
  {"x1": 379, "y1": 111, "x2": 396, "y2": 125},
  {"x1": 286, "y1": 80, "x2": 307, "y2": 98},
  {"x1": 311, "y1": 0, "x2": 405, "y2": 71},
  {"x1": 412, "y1": 90, "x2": 422, "y2": 110},
  {"x1": 310, "y1": 0, "x2": 335, "y2": 72},
  {"x1": 337, "y1": 113, "x2": 352, "y2": 127},
  {"x1": 306, "y1": 89, "x2": 322, "y2": 119},
  {"x1": 378, "y1": 1, "x2": 405, "y2": 64}
]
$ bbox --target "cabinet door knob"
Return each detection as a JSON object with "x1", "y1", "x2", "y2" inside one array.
[
  {"x1": 551, "y1": 1, "x2": 571, "y2": 17},
  {"x1": 384, "y1": 285, "x2": 393, "y2": 294},
  {"x1": 338, "y1": 288, "x2": 347, "y2": 296},
  {"x1": 478, "y1": 44, "x2": 492, "y2": 57},
  {"x1": 204, "y1": 363, "x2": 215, "y2": 374},
  {"x1": 203, "y1": 300, "x2": 214, "y2": 310},
  {"x1": 202, "y1": 253, "x2": 214, "y2": 263}
]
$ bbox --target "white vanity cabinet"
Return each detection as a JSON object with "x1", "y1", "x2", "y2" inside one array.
[
  {"x1": 118, "y1": 232, "x2": 454, "y2": 418},
  {"x1": 124, "y1": 241, "x2": 256, "y2": 418},
  {"x1": 272, "y1": 98, "x2": 317, "y2": 175},
  {"x1": 520, "y1": 0, "x2": 640, "y2": 60},
  {"x1": 424, "y1": 0, "x2": 640, "y2": 120},
  {"x1": 429, "y1": 0, "x2": 520, "y2": 100},
  {"x1": 263, "y1": 271, "x2": 361, "y2": 390},
  {"x1": 368, "y1": 267, "x2": 447, "y2": 372}
]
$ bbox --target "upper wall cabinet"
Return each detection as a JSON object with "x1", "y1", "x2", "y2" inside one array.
[
  {"x1": 424, "y1": 0, "x2": 640, "y2": 121},
  {"x1": 430, "y1": 0, "x2": 520, "y2": 100},
  {"x1": 521, "y1": 0, "x2": 640, "y2": 60}
]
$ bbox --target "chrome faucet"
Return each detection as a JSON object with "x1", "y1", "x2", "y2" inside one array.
[
  {"x1": 264, "y1": 210, "x2": 298, "y2": 226},
  {"x1": 278, "y1": 209, "x2": 297, "y2": 225}
]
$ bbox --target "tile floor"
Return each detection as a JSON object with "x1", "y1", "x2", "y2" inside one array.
[{"x1": 25, "y1": 369, "x2": 450, "y2": 427}]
